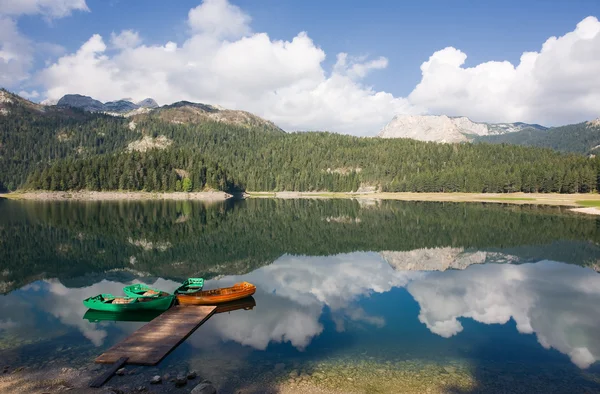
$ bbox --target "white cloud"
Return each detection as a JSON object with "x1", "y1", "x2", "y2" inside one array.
[
  {"x1": 0, "y1": 0, "x2": 84, "y2": 89},
  {"x1": 0, "y1": 0, "x2": 88, "y2": 18},
  {"x1": 188, "y1": 0, "x2": 251, "y2": 39},
  {"x1": 409, "y1": 16, "x2": 600, "y2": 125},
  {"x1": 110, "y1": 30, "x2": 141, "y2": 50},
  {"x1": 35, "y1": 0, "x2": 416, "y2": 135},
  {"x1": 9, "y1": 0, "x2": 600, "y2": 133},
  {"x1": 0, "y1": 17, "x2": 33, "y2": 87}
]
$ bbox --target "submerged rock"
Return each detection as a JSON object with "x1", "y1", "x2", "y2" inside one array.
[
  {"x1": 150, "y1": 375, "x2": 161, "y2": 384},
  {"x1": 175, "y1": 375, "x2": 187, "y2": 387},
  {"x1": 115, "y1": 368, "x2": 126, "y2": 376},
  {"x1": 187, "y1": 371, "x2": 198, "y2": 380},
  {"x1": 191, "y1": 381, "x2": 217, "y2": 394}
]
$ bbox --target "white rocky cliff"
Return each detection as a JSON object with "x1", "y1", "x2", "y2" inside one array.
[{"x1": 378, "y1": 115, "x2": 546, "y2": 143}]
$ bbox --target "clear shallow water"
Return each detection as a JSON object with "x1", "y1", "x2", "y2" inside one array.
[{"x1": 1, "y1": 198, "x2": 599, "y2": 393}]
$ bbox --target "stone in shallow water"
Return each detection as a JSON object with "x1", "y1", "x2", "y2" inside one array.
[
  {"x1": 175, "y1": 375, "x2": 187, "y2": 387},
  {"x1": 191, "y1": 381, "x2": 217, "y2": 394},
  {"x1": 150, "y1": 375, "x2": 161, "y2": 384},
  {"x1": 115, "y1": 368, "x2": 125, "y2": 376},
  {"x1": 187, "y1": 370, "x2": 198, "y2": 379}
]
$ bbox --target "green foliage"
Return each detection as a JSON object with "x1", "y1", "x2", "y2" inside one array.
[
  {"x1": 24, "y1": 149, "x2": 230, "y2": 192},
  {"x1": 2, "y1": 95, "x2": 600, "y2": 194},
  {"x1": 0, "y1": 102, "x2": 135, "y2": 191},
  {"x1": 477, "y1": 123, "x2": 600, "y2": 154},
  {"x1": 182, "y1": 177, "x2": 192, "y2": 192}
]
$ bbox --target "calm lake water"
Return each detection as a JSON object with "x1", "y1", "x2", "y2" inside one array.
[{"x1": 1, "y1": 198, "x2": 600, "y2": 393}]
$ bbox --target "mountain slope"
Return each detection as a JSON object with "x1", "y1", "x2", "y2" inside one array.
[
  {"x1": 476, "y1": 120, "x2": 600, "y2": 154},
  {"x1": 134, "y1": 101, "x2": 284, "y2": 133},
  {"x1": 2, "y1": 90, "x2": 599, "y2": 194},
  {"x1": 378, "y1": 114, "x2": 546, "y2": 143}
]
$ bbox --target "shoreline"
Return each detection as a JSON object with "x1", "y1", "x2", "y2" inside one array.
[
  {"x1": 1, "y1": 191, "x2": 232, "y2": 201},
  {"x1": 247, "y1": 191, "x2": 600, "y2": 213},
  {"x1": 3, "y1": 190, "x2": 600, "y2": 215}
]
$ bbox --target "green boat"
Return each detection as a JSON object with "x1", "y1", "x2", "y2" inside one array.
[
  {"x1": 82, "y1": 293, "x2": 174, "y2": 312},
  {"x1": 174, "y1": 278, "x2": 205, "y2": 295},
  {"x1": 83, "y1": 309, "x2": 163, "y2": 323},
  {"x1": 123, "y1": 283, "x2": 171, "y2": 298}
]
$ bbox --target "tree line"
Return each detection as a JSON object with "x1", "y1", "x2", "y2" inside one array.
[
  {"x1": 24, "y1": 149, "x2": 231, "y2": 192},
  {"x1": 3, "y1": 100, "x2": 600, "y2": 193}
]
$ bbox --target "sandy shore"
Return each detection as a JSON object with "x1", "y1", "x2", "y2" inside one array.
[
  {"x1": 247, "y1": 191, "x2": 600, "y2": 206},
  {"x1": 1, "y1": 191, "x2": 232, "y2": 201},
  {"x1": 569, "y1": 207, "x2": 600, "y2": 215}
]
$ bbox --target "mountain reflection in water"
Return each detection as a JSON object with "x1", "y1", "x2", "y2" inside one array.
[{"x1": 0, "y1": 198, "x2": 599, "y2": 392}]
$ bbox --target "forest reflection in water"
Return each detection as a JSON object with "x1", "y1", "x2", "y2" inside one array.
[{"x1": 0, "y1": 198, "x2": 599, "y2": 392}]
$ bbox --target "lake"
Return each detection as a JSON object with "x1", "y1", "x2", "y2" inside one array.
[{"x1": 1, "y1": 198, "x2": 599, "y2": 393}]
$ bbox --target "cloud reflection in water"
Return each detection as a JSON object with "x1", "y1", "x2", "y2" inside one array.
[{"x1": 2, "y1": 251, "x2": 599, "y2": 370}]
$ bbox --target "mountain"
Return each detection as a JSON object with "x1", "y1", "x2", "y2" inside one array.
[
  {"x1": 136, "y1": 98, "x2": 159, "y2": 109},
  {"x1": 378, "y1": 115, "x2": 546, "y2": 143},
  {"x1": 138, "y1": 100, "x2": 284, "y2": 133},
  {"x1": 476, "y1": 119, "x2": 600, "y2": 155},
  {"x1": 57, "y1": 94, "x2": 106, "y2": 112},
  {"x1": 53, "y1": 94, "x2": 282, "y2": 132},
  {"x1": 103, "y1": 100, "x2": 139, "y2": 113},
  {"x1": 56, "y1": 94, "x2": 161, "y2": 114},
  {"x1": 1, "y1": 90, "x2": 598, "y2": 195}
]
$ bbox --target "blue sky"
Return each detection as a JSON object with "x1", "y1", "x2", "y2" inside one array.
[
  {"x1": 2, "y1": 0, "x2": 600, "y2": 134},
  {"x1": 17, "y1": 0, "x2": 600, "y2": 97}
]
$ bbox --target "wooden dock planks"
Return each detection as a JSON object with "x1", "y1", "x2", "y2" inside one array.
[{"x1": 95, "y1": 305, "x2": 217, "y2": 366}]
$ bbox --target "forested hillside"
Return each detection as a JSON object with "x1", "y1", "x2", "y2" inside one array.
[
  {"x1": 2, "y1": 90, "x2": 600, "y2": 194},
  {"x1": 476, "y1": 121, "x2": 600, "y2": 154}
]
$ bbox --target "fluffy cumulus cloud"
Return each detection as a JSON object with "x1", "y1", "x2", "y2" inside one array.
[
  {"x1": 0, "y1": 0, "x2": 88, "y2": 18},
  {"x1": 6, "y1": 0, "x2": 600, "y2": 133},
  {"x1": 407, "y1": 261, "x2": 600, "y2": 369},
  {"x1": 35, "y1": 0, "x2": 415, "y2": 135},
  {"x1": 0, "y1": 0, "x2": 87, "y2": 88},
  {"x1": 0, "y1": 16, "x2": 32, "y2": 86},
  {"x1": 409, "y1": 16, "x2": 600, "y2": 125}
]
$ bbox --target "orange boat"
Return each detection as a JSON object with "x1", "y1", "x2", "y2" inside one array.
[{"x1": 176, "y1": 282, "x2": 256, "y2": 305}]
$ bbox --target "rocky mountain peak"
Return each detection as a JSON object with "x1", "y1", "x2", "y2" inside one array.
[
  {"x1": 55, "y1": 94, "x2": 159, "y2": 114},
  {"x1": 137, "y1": 98, "x2": 159, "y2": 109},
  {"x1": 378, "y1": 114, "x2": 488, "y2": 143},
  {"x1": 378, "y1": 114, "x2": 547, "y2": 143},
  {"x1": 587, "y1": 118, "x2": 600, "y2": 128},
  {"x1": 57, "y1": 94, "x2": 105, "y2": 112}
]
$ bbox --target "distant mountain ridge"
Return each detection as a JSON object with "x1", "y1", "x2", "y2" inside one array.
[
  {"x1": 56, "y1": 94, "x2": 159, "y2": 114},
  {"x1": 476, "y1": 119, "x2": 600, "y2": 155},
  {"x1": 51, "y1": 93, "x2": 283, "y2": 132},
  {"x1": 378, "y1": 114, "x2": 547, "y2": 143}
]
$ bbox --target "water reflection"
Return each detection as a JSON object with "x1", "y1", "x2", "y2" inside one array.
[
  {"x1": 1, "y1": 198, "x2": 599, "y2": 390},
  {"x1": 407, "y1": 261, "x2": 600, "y2": 369},
  {"x1": 2, "y1": 251, "x2": 599, "y2": 371}
]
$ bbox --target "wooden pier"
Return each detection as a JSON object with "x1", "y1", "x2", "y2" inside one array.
[{"x1": 95, "y1": 305, "x2": 217, "y2": 366}]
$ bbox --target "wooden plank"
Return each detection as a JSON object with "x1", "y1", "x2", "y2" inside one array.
[
  {"x1": 89, "y1": 356, "x2": 128, "y2": 388},
  {"x1": 95, "y1": 305, "x2": 216, "y2": 365}
]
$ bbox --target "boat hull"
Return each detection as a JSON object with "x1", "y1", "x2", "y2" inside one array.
[
  {"x1": 83, "y1": 294, "x2": 174, "y2": 312},
  {"x1": 83, "y1": 309, "x2": 164, "y2": 322},
  {"x1": 176, "y1": 282, "x2": 256, "y2": 305}
]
